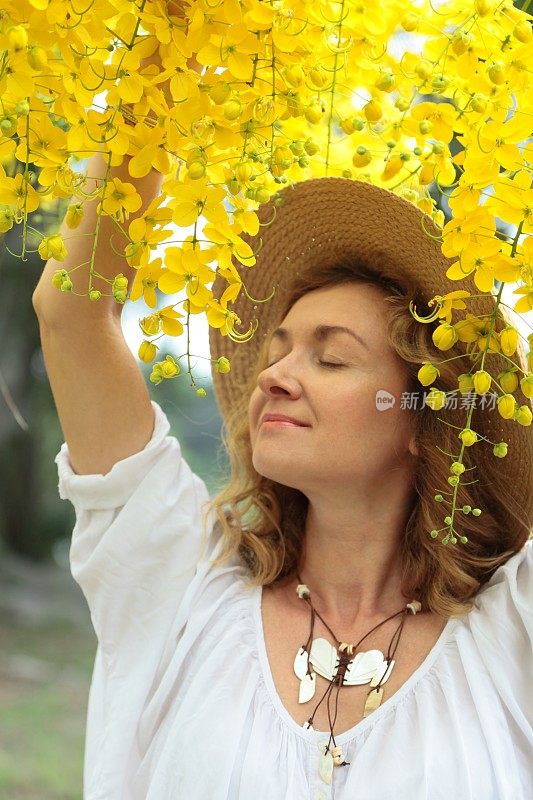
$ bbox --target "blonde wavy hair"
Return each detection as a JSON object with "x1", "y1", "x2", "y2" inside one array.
[{"x1": 202, "y1": 260, "x2": 532, "y2": 618}]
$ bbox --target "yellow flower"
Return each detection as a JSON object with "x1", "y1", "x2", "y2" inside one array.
[
  {"x1": 417, "y1": 363, "x2": 440, "y2": 386},
  {"x1": 0, "y1": 173, "x2": 40, "y2": 213},
  {"x1": 165, "y1": 178, "x2": 227, "y2": 228},
  {"x1": 473, "y1": 370, "x2": 491, "y2": 394},
  {"x1": 99, "y1": 177, "x2": 143, "y2": 220},
  {"x1": 497, "y1": 394, "x2": 516, "y2": 420},
  {"x1": 428, "y1": 290, "x2": 470, "y2": 324},
  {"x1": 130, "y1": 258, "x2": 164, "y2": 308}
]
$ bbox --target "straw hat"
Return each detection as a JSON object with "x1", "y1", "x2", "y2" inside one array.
[{"x1": 208, "y1": 177, "x2": 533, "y2": 526}]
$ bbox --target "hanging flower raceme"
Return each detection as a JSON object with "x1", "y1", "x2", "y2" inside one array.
[{"x1": 1, "y1": 0, "x2": 532, "y2": 548}]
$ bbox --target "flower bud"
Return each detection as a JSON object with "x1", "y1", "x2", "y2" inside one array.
[
  {"x1": 471, "y1": 94, "x2": 487, "y2": 113},
  {"x1": 471, "y1": 508, "x2": 482, "y2": 517},
  {"x1": 520, "y1": 373, "x2": 533, "y2": 399},
  {"x1": 138, "y1": 340, "x2": 157, "y2": 363},
  {"x1": 473, "y1": 369, "x2": 491, "y2": 394},
  {"x1": 352, "y1": 146, "x2": 372, "y2": 168},
  {"x1": 458, "y1": 373, "x2": 474, "y2": 393},
  {"x1": 284, "y1": 64, "x2": 304, "y2": 87},
  {"x1": 27, "y1": 45, "x2": 48, "y2": 71},
  {"x1": 65, "y1": 204, "x2": 84, "y2": 229},
  {"x1": 375, "y1": 70, "x2": 395, "y2": 92},
  {"x1": 401, "y1": 12, "x2": 419, "y2": 31},
  {"x1": 513, "y1": 21, "x2": 532, "y2": 43},
  {"x1": 38, "y1": 235, "x2": 67, "y2": 261},
  {"x1": 430, "y1": 530, "x2": 439, "y2": 539},
  {"x1": 89, "y1": 290, "x2": 101, "y2": 301},
  {"x1": 432, "y1": 323, "x2": 458, "y2": 351},
  {"x1": 304, "y1": 101, "x2": 324, "y2": 124},
  {"x1": 208, "y1": 82, "x2": 231, "y2": 104},
  {"x1": 488, "y1": 62, "x2": 506, "y2": 85},
  {"x1": 187, "y1": 161, "x2": 206, "y2": 180},
  {"x1": 8, "y1": 25, "x2": 28, "y2": 51},
  {"x1": 493, "y1": 442, "x2": 508, "y2": 458},
  {"x1": 52, "y1": 269, "x2": 68, "y2": 288},
  {"x1": 61, "y1": 279, "x2": 73, "y2": 292},
  {"x1": 448, "y1": 476, "x2": 459, "y2": 486},
  {"x1": 424, "y1": 388, "x2": 447, "y2": 410},
  {"x1": 417, "y1": 362, "x2": 440, "y2": 386},
  {"x1": 499, "y1": 370, "x2": 518, "y2": 393},
  {"x1": 515, "y1": 404, "x2": 533, "y2": 426},
  {"x1": 462, "y1": 505, "x2": 472, "y2": 513},
  {"x1": 363, "y1": 99, "x2": 382, "y2": 122},
  {"x1": 196, "y1": 387, "x2": 207, "y2": 397},
  {"x1": 223, "y1": 99, "x2": 242, "y2": 120},
  {"x1": 149, "y1": 365, "x2": 163, "y2": 385},
  {"x1": 215, "y1": 356, "x2": 231, "y2": 374},
  {"x1": 451, "y1": 461, "x2": 465, "y2": 475},
  {"x1": 451, "y1": 30, "x2": 473, "y2": 56},
  {"x1": 459, "y1": 428, "x2": 478, "y2": 446},
  {"x1": 304, "y1": 138, "x2": 320, "y2": 156},
  {"x1": 500, "y1": 326, "x2": 518, "y2": 356},
  {"x1": 435, "y1": 494, "x2": 444, "y2": 502},
  {"x1": 112, "y1": 274, "x2": 128, "y2": 294},
  {"x1": 497, "y1": 393, "x2": 516, "y2": 419},
  {"x1": 444, "y1": 515, "x2": 452, "y2": 525},
  {"x1": 415, "y1": 60, "x2": 433, "y2": 80}
]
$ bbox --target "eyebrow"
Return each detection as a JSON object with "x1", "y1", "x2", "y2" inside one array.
[{"x1": 270, "y1": 324, "x2": 370, "y2": 351}]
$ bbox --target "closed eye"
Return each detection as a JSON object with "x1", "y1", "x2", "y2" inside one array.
[{"x1": 266, "y1": 359, "x2": 345, "y2": 369}]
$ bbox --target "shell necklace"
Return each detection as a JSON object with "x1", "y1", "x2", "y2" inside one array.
[{"x1": 294, "y1": 572, "x2": 422, "y2": 781}]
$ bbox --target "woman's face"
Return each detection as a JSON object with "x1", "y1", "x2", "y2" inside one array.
[{"x1": 248, "y1": 283, "x2": 419, "y2": 496}]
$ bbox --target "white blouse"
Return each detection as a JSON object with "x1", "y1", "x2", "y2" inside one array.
[{"x1": 54, "y1": 400, "x2": 533, "y2": 800}]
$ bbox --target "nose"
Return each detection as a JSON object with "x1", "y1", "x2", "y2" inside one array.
[{"x1": 257, "y1": 359, "x2": 302, "y2": 398}]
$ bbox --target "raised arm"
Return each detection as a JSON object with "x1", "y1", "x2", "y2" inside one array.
[{"x1": 32, "y1": 15, "x2": 201, "y2": 476}]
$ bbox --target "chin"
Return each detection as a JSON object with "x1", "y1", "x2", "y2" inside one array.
[{"x1": 252, "y1": 456, "x2": 303, "y2": 490}]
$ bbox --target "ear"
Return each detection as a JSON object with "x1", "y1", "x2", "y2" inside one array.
[{"x1": 408, "y1": 433, "x2": 419, "y2": 458}]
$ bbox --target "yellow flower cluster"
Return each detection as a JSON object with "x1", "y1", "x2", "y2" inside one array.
[{"x1": 1, "y1": 0, "x2": 532, "y2": 546}]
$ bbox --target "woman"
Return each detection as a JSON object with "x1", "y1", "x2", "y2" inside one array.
[{"x1": 33, "y1": 167, "x2": 532, "y2": 797}]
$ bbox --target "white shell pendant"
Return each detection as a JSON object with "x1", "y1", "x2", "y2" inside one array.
[
  {"x1": 293, "y1": 646, "x2": 309, "y2": 680},
  {"x1": 310, "y1": 637, "x2": 391, "y2": 686},
  {"x1": 298, "y1": 670, "x2": 316, "y2": 703},
  {"x1": 363, "y1": 686, "x2": 384, "y2": 717},
  {"x1": 319, "y1": 746, "x2": 334, "y2": 784}
]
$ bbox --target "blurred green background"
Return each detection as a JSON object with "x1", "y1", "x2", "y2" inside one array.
[{"x1": 0, "y1": 217, "x2": 227, "y2": 799}]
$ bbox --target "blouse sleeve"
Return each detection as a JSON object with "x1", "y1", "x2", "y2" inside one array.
[
  {"x1": 54, "y1": 399, "x2": 213, "y2": 663},
  {"x1": 467, "y1": 538, "x2": 533, "y2": 730}
]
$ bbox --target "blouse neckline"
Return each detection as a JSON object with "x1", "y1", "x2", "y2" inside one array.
[{"x1": 251, "y1": 582, "x2": 460, "y2": 745}]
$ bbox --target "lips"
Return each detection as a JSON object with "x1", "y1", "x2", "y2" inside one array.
[{"x1": 261, "y1": 414, "x2": 309, "y2": 426}]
